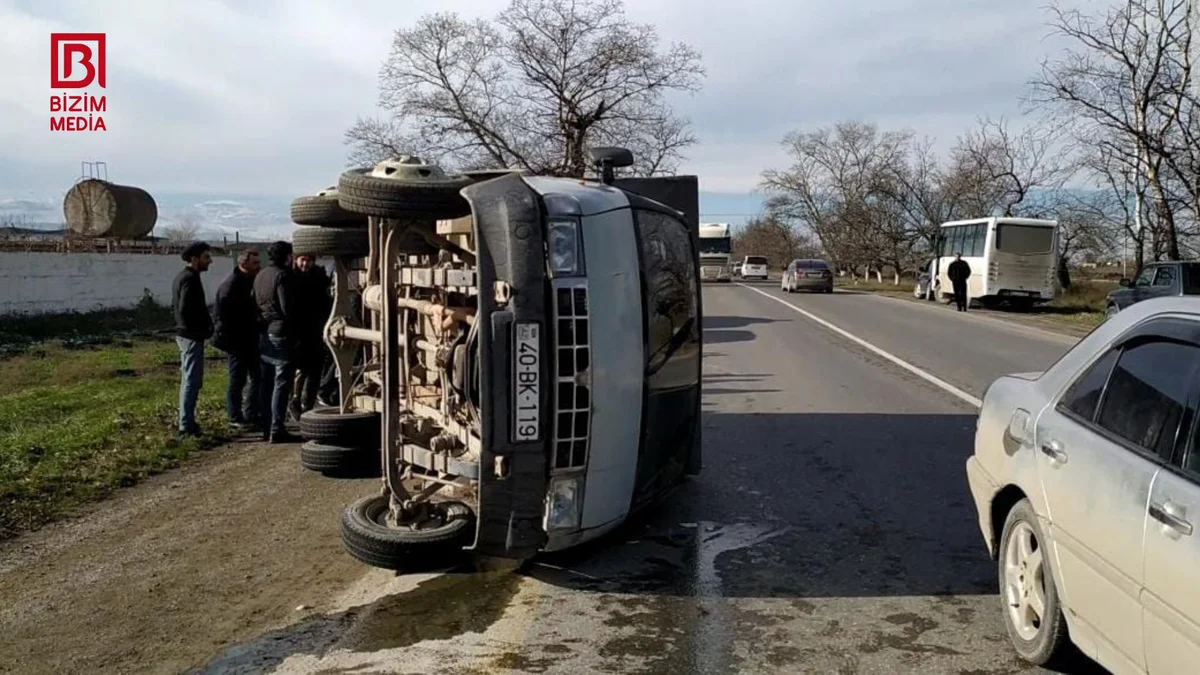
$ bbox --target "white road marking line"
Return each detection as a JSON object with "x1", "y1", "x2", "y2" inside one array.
[{"x1": 738, "y1": 284, "x2": 983, "y2": 409}]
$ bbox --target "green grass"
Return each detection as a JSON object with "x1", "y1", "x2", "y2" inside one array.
[
  {"x1": 836, "y1": 276, "x2": 1112, "y2": 332},
  {"x1": 0, "y1": 338, "x2": 231, "y2": 539}
]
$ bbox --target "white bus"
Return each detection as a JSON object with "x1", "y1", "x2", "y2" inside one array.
[
  {"x1": 698, "y1": 222, "x2": 732, "y2": 282},
  {"x1": 930, "y1": 217, "x2": 1059, "y2": 308}
]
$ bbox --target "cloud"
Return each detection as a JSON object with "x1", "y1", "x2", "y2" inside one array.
[{"x1": 0, "y1": 0, "x2": 1084, "y2": 199}]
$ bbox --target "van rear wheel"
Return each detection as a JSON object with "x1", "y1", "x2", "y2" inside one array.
[{"x1": 340, "y1": 495, "x2": 475, "y2": 571}]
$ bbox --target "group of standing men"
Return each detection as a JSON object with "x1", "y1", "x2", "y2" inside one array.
[{"x1": 171, "y1": 240, "x2": 335, "y2": 443}]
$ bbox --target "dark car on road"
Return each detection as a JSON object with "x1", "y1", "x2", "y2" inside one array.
[
  {"x1": 1105, "y1": 261, "x2": 1200, "y2": 317},
  {"x1": 782, "y1": 259, "x2": 834, "y2": 293}
]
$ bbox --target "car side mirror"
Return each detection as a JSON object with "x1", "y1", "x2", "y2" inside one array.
[{"x1": 1118, "y1": 278, "x2": 1132, "y2": 287}]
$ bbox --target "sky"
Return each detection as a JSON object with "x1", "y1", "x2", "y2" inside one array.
[{"x1": 0, "y1": 0, "x2": 1082, "y2": 233}]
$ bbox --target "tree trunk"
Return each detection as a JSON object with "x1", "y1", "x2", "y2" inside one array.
[{"x1": 893, "y1": 270, "x2": 901, "y2": 285}]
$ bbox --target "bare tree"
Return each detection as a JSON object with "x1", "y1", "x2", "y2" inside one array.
[
  {"x1": 761, "y1": 122, "x2": 924, "y2": 283},
  {"x1": 1030, "y1": 0, "x2": 1193, "y2": 261},
  {"x1": 346, "y1": 0, "x2": 704, "y2": 177},
  {"x1": 158, "y1": 215, "x2": 202, "y2": 242},
  {"x1": 950, "y1": 117, "x2": 1067, "y2": 217},
  {"x1": 731, "y1": 214, "x2": 821, "y2": 268}
]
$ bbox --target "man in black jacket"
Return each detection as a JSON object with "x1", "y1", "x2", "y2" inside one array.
[
  {"x1": 289, "y1": 253, "x2": 333, "y2": 419},
  {"x1": 172, "y1": 241, "x2": 214, "y2": 437},
  {"x1": 212, "y1": 249, "x2": 262, "y2": 430},
  {"x1": 254, "y1": 241, "x2": 302, "y2": 443},
  {"x1": 948, "y1": 253, "x2": 972, "y2": 312}
]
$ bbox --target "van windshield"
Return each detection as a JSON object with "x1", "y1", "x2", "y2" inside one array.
[
  {"x1": 745, "y1": 256, "x2": 768, "y2": 265},
  {"x1": 996, "y1": 224, "x2": 1054, "y2": 255}
]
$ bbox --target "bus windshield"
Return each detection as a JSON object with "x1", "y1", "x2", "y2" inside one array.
[
  {"x1": 700, "y1": 239, "x2": 731, "y2": 255},
  {"x1": 996, "y1": 224, "x2": 1054, "y2": 255}
]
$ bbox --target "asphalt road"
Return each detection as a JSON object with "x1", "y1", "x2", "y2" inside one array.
[{"x1": 181, "y1": 282, "x2": 1105, "y2": 675}]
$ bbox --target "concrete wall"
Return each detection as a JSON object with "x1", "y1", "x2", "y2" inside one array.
[{"x1": 0, "y1": 251, "x2": 237, "y2": 315}]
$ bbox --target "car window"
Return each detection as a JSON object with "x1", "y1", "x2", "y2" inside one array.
[
  {"x1": 1095, "y1": 340, "x2": 1200, "y2": 457},
  {"x1": 1134, "y1": 266, "x2": 1156, "y2": 287},
  {"x1": 1184, "y1": 265, "x2": 1200, "y2": 295},
  {"x1": 1059, "y1": 349, "x2": 1120, "y2": 422},
  {"x1": 1153, "y1": 266, "x2": 1177, "y2": 287}
]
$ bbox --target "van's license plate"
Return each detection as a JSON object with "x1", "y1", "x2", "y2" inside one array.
[{"x1": 513, "y1": 322, "x2": 540, "y2": 442}]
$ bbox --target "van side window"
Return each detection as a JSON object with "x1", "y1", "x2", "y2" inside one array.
[{"x1": 633, "y1": 209, "x2": 698, "y2": 374}]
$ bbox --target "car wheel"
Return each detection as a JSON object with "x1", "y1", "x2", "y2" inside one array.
[
  {"x1": 298, "y1": 407, "x2": 380, "y2": 448},
  {"x1": 999, "y1": 499, "x2": 1071, "y2": 667},
  {"x1": 291, "y1": 226, "x2": 370, "y2": 259},
  {"x1": 289, "y1": 189, "x2": 368, "y2": 228},
  {"x1": 1106, "y1": 304, "x2": 1119, "y2": 319},
  {"x1": 340, "y1": 495, "x2": 475, "y2": 571},
  {"x1": 336, "y1": 157, "x2": 473, "y2": 219},
  {"x1": 299, "y1": 440, "x2": 380, "y2": 478}
]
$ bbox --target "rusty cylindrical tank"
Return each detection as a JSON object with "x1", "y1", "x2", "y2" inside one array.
[{"x1": 62, "y1": 179, "x2": 158, "y2": 238}]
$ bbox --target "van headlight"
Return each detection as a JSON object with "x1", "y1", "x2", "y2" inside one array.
[
  {"x1": 545, "y1": 476, "x2": 582, "y2": 532},
  {"x1": 547, "y1": 220, "x2": 583, "y2": 277}
]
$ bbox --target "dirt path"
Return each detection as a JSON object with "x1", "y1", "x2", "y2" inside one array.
[{"x1": 0, "y1": 438, "x2": 379, "y2": 675}]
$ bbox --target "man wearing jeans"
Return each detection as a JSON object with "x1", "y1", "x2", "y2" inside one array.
[
  {"x1": 171, "y1": 242, "x2": 214, "y2": 438},
  {"x1": 212, "y1": 249, "x2": 262, "y2": 430},
  {"x1": 254, "y1": 241, "x2": 303, "y2": 444}
]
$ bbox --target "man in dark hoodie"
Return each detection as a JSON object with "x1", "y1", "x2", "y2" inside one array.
[
  {"x1": 254, "y1": 241, "x2": 302, "y2": 443},
  {"x1": 172, "y1": 241, "x2": 214, "y2": 438},
  {"x1": 289, "y1": 252, "x2": 333, "y2": 419},
  {"x1": 213, "y1": 248, "x2": 262, "y2": 430}
]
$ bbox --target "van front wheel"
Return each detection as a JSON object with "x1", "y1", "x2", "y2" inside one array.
[{"x1": 341, "y1": 495, "x2": 475, "y2": 571}]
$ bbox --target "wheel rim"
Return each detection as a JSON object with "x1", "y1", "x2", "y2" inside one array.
[
  {"x1": 369, "y1": 156, "x2": 451, "y2": 181},
  {"x1": 1004, "y1": 521, "x2": 1048, "y2": 641}
]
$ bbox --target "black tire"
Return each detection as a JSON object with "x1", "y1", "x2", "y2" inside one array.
[
  {"x1": 337, "y1": 167, "x2": 472, "y2": 219},
  {"x1": 1106, "y1": 304, "x2": 1119, "y2": 319},
  {"x1": 998, "y1": 499, "x2": 1072, "y2": 667},
  {"x1": 292, "y1": 226, "x2": 370, "y2": 259},
  {"x1": 299, "y1": 441, "x2": 380, "y2": 477},
  {"x1": 298, "y1": 407, "x2": 380, "y2": 447},
  {"x1": 340, "y1": 495, "x2": 475, "y2": 571},
  {"x1": 289, "y1": 194, "x2": 367, "y2": 227}
]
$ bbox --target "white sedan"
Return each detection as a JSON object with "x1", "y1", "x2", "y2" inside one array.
[{"x1": 967, "y1": 296, "x2": 1200, "y2": 674}]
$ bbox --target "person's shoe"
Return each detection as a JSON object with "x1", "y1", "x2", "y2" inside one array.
[
  {"x1": 178, "y1": 428, "x2": 201, "y2": 440},
  {"x1": 268, "y1": 430, "x2": 303, "y2": 444}
]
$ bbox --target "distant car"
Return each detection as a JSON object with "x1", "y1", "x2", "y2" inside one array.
[
  {"x1": 967, "y1": 296, "x2": 1200, "y2": 672},
  {"x1": 1106, "y1": 261, "x2": 1200, "y2": 318},
  {"x1": 729, "y1": 262, "x2": 742, "y2": 278},
  {"x1": 740, "y1": 255, "x2": 769, "y2": 280},
  {"x1": 916, "y1": 258, "x2": 936, "y2": 297},
  {"x1": 782, "y1": 259, "x2": 833, "y2": 293}
]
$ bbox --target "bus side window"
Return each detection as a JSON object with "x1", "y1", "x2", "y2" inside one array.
[{"x1": 973, "y1": 224, "x2": 987, "y2": 256}]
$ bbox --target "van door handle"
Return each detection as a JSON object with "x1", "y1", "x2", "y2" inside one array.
[
  {"x1": 1150, "y1": 502, "x2": 1194, "y2": 537},
  {"x1": 1040, "y1": 440, "x2": 1068, "y2": 465}
]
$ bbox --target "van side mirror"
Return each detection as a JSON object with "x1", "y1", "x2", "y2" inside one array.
[{"x1": 1118, "y1": 278, "x2": 1132, "y2": 287}]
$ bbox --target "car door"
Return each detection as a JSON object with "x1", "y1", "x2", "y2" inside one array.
[
  {"x1": 1126, "y1": 265, "x2": 1160, "y2": 307},
  {"x1": 1145, "y1": 265, "x2": 1181, "y2": 302},
  {"x1": 1034, "y1": 328, "x2": 1199, "y2": 672},
  {"x1": 1143, "y1": 372, "x2": 1200, "y2": 675}
]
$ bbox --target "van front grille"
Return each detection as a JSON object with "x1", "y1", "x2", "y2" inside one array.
[{"x1": 552, "y1": 282, "x2": 591, "y2": 470}]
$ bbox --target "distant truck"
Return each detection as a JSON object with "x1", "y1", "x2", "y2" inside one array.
[{"x1": 698, "y1": 223, "x2": 732, "y2": 282}]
